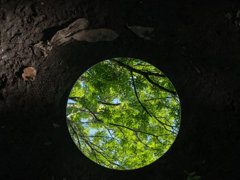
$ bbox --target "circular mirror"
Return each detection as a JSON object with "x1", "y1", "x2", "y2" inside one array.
[{"x1": 66, "y1": 57, "x2": 181, "y2": 170}]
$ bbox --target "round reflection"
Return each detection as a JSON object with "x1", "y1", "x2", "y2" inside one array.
[{"x1": 66, "y1": 57, "x2": 181, "y2": 170}]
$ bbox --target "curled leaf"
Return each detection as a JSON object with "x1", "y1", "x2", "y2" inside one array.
[
  {"x1": 34, "y1": 41, "x2": 52, "y2": 57},
  {"x1": 22, "y1": 67, "x2": 37, "y2": 81},
  {"x1": 50, "y1": 18, "x2": 89, "y2": 46}
]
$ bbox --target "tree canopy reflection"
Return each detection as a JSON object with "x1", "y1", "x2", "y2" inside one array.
[{"x1": 66, "y1": 58, "x2": 181, "y2": 170}]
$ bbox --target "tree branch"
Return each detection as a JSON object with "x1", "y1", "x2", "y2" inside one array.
[
  {"x1": 88, "y1": 141, "x2": 125, "y2": 169},
  {"x1": 130, "y1": 71, "x2": 153, "y2": 118},
  {"x1": 143, "y1": 97, "x2": 173, "y2": 102},
  {"x1": 110, "y1": 59, "x2": 166, "y2": 77},
  {"x1": 135, "y1": 132, "x2": 159, "y2": 151},
  {"x1": 79, "y1": 132, "x2": 100, "y2": 164},
  {"x1": 69, "y1": 97, "x2": 121, "y2": 106},
  {"x1": 103, "y1": 124, "x2": 120, "y2": 143},
  {"x1": 130, "y1": 71, "x2": 176, "y2": 134},
  {"x1": 98, "y1": 100, "x2": 121, "y2": 106},
  {"x1": 110, "y1": 59, "x2": 176, "y2": 95},
  {"x1": 67, "y1": 119, "x2": 82, "y2": 148},
  {"x1": 84, "y1": 106, "x2": 170, "y2": 137},
  {"x1": 145, "y1": 75, "x2": 177, "y2": 95}
]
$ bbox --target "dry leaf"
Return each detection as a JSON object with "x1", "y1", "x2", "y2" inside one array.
[
  {"x1": 127, "y1": 25, "x2": 154, "y2": 40},
  {"x1": 34, "y1": 41, "x2": 49, "y2": 57},
  {"x1": 22, "y1": 67, "x2": 37, "y2": 81},
  {"x1": 50, "y1": 18, "x2": 89, "y2": 46}
]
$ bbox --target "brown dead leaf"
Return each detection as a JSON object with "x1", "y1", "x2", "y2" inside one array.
[{"x1": 22, "y1": 67, "x2": 37, "y2": 81}]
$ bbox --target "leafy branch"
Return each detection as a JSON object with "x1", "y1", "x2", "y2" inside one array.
[{"x1": 110, "y1": 59, "x2": 176, "y2": 95}]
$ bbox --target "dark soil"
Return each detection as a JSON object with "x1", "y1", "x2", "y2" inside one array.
[{"x1": 1, "y1": 0, "x2": 240, "y2": 179}]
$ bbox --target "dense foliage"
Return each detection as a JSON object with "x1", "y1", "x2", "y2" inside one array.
[{"x1": 66, "y1": 58, "x2": 181, "y2": 170}]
